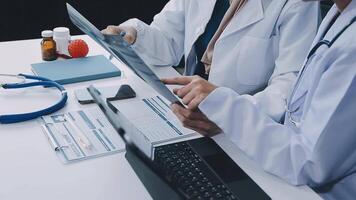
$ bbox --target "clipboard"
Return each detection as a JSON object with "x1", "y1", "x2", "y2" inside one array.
[{"x1": 40, "y1": 107, "x2": 125, "y2": 163}]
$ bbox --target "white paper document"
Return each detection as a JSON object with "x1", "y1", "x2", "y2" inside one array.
[
  {"x1": 110, "y1": 95, "x2": 196, "y2": 146},
  {"x1": 40, "y1": 107, "x2": 125, "y2": 163}
]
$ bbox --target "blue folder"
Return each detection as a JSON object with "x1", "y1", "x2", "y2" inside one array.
[{"x1": 31, "y1": 55, "x2": 121, "y2": 85}]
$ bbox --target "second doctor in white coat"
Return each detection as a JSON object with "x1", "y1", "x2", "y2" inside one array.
[
  {"x1": 165, "y1": 0, "x2": 356, "y2": 199},
  {"x1": 103, "y1": 0, "x2": 319, "y2": 126}
]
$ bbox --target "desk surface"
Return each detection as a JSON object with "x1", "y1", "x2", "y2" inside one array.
[{"x1": 0, "y1": 36, "x2": 322, "y2": 200}]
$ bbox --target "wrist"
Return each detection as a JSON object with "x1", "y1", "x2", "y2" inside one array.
[{"x1": 119, "y1": 18, "x2": 144, "y2": 45}]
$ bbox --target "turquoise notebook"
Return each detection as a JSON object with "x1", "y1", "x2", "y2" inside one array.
[{"x1": 31, "y1": 55, "x2": 121, "y2": 85}]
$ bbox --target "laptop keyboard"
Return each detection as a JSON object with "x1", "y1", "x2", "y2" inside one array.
[{"x1": 154, "y1": 142, "x2": 238, "y2": 200}]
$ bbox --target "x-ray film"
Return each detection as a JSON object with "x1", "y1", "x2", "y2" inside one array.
[{"x1": 66, "y1": 3, "x2": 182, "y2": 105}]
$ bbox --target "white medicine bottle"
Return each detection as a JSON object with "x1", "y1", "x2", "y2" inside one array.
[{"x1": 53, "y1": 27, "x2": 71, "y2": 55}]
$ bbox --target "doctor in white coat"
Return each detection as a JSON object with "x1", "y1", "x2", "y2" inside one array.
[
  {"x1": 103, "y1": 0, "x2": 319, "y2": 128},
  {"x1": 164, "y1": 0, "x2": 356, "y2": 199}
]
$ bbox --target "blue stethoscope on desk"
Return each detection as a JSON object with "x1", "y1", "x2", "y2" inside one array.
[
  {"x1": 0, "y1": 74, "x2": 68, "y2": 124},
  {"x1": 286, "y1": 15, "x2": 356, "y2": 127}
]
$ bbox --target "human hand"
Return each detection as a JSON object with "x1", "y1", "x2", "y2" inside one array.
[
  {"x1": 162, "y1": 76, "x2": 217, "y2": 110},
  {"x1": 101, "y1": 25, "x2": 137, "y2": 44},
  {"x1": 171, "y1": 104, "x2": 222, "y2": 137}
]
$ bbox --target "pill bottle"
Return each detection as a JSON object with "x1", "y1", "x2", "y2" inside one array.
[
  {"x1": 41, "y1": 30, "x2": 58, "y2": 61},
  {"x1": 53, "y1": 27, "x2": 71, "y2": 55}
]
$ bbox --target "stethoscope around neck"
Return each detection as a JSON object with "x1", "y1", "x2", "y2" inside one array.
[{"x1": 286, "y1": 15, "x2": 356, "y2": 127}]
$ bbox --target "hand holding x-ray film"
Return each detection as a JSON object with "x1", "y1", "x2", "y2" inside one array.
[{"x1": 66, "y1": 3, "x2": 183, "y2": 106}]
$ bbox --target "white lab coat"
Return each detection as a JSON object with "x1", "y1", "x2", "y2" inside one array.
[
  {"x1": 199, "y1": 2, "x2": 356, "y2": 200},
  {"x1": 121, "y1": 0, "x2": 320, "y2": 121}
]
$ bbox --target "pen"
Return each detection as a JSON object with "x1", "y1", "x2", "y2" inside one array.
[{"x1": 43, "y1": 124, "x2": 69, "y2": 152}]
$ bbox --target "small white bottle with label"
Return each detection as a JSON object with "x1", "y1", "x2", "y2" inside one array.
[{"x1": 53, "y1": 27, "x2": 71, "y2": 55}]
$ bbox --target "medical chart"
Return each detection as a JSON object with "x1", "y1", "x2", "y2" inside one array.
[
  {"x1": 111, "y1": 95, "x2": 196, "y2": 146},
  {"x1": 40, "y1": 107, "x2": 125, "y2": 163}
]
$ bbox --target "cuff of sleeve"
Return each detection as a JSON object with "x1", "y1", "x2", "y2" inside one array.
[
  {"x1": 199, "y1": 87, "x2": 239, "y2": 138},
  {"x1": 199, "y1": 87, "x2": 239, "y2": 123},
  {"x1": 120, "y1": 18, "x2": 146, "y2": 49}
]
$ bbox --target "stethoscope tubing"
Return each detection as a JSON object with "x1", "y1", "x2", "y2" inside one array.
[
  {"x1": 286, "y1": 16, "x2": 356, "y2": 126},
  {"x1": 0, "y1": 74, "x2": 68, "y2": 124}
]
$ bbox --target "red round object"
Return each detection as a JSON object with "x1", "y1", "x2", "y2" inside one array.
[{"x1": 68, "y1": 39, "x2": 89, "y2": 58}]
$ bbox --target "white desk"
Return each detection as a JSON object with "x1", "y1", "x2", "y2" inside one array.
[{"x1": 0, "y1": 36, "x2": 322, "y2": 200}]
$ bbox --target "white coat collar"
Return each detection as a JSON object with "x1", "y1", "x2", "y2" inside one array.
[
  {"x1": 311, "y1": 5, "x2": 338, "y2": 47},
  {"x1": 193, "y1": 0, "x2": 264, "y2": 38},
  {"x1": 323, "y1": 1, "x2": 356, "y2": 42},
  {"x1": 187, "y1": 0, "x2": 217, "y2": 50},
  {"x1": 196, "y1": 0, "x2": 217, "y2": 29},
  {"x1": 290, "y1": 1, "x2": 356, "y2": 108},
  {"x1": 186, "y1": 0, "x2": 264, "y2": 68},
  {"x1": 313, "y1": 1, "x2": 356, "y2": 44},
  {"x1": 219, "y1": 0, "x2": 265, "y2": 39},
  {"x1": 289, "y1": 4, "x2": 340, "y2": 105},
  {"x1": 188, "y1": 0, "x2": 264, "y2": 53}
]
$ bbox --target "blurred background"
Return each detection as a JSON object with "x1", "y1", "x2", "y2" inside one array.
[
  {"x1": 0, "y1": 0, "x2": 168, "y2": 42},
  {"x1": 0, "y1": 0, "x2": 333, "y2": 42}
]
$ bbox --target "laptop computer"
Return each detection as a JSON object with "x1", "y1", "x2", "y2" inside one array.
[{"x1": 87, "y1": 85, "x2": 270, "y2": 200}]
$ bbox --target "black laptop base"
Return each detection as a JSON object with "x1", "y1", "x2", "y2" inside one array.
[{"x1": 125, "y1": 137, "x2": 270, "y2": 200}]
